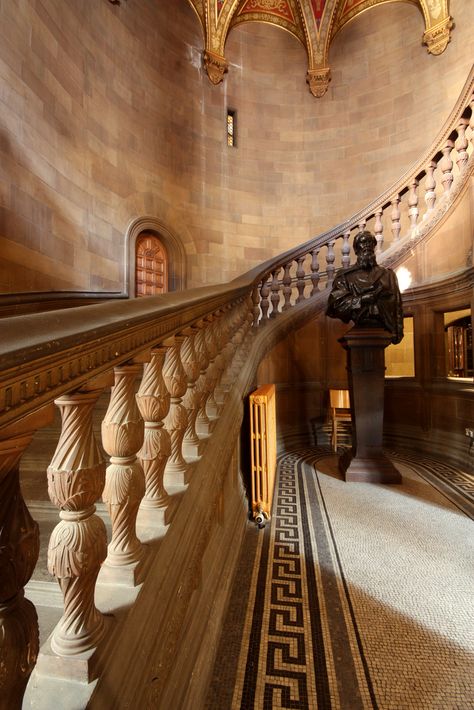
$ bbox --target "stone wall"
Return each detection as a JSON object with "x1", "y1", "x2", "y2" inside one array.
[{"x1": 0, "y1": 0, "x2": 472, "y2": 293}]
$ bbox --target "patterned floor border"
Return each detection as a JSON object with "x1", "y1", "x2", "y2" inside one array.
[{"x1": 205, "y1": 449, "x2": 474, "y2": 710}]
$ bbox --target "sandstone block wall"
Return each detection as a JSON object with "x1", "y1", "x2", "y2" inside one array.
[{"x1": 0, "y1": 0, "x2": 472, "y2": 293}]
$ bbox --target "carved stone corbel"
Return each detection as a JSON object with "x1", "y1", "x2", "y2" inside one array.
[
  {"x1": 203, "y1": 49, "x2": 228, "y2": 85},
  {"x1": 306, "y1": 67, "x2": 331, "y2": 98},
  {"x1": 423, "y1": 16, "x2": 453, "y2": 55}
]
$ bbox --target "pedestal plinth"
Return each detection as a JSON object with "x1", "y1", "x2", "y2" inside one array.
[{"x1": 340, "y1": 327, "x2": 401, "y2": 484}]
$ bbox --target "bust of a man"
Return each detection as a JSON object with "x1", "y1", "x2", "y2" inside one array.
[{"x1": 326, "y1": 230, "x2": 404, "y2": 344}]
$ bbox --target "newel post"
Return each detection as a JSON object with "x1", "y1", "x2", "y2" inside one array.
[{"x1": 0, "y1": 406, "x2": 54, "y2": 707}]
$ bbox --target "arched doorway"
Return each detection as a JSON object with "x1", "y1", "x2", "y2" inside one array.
[
  {"x1": 126, "y1": 217, "x2": 186, "y2": 297},
  {"x1": 135, "y1": 231, "x2": 168, "y2": 297}
]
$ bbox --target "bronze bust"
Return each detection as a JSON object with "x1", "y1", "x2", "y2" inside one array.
[{"x1": 326, "y1": 231, "x2": 404, "y2": 344}]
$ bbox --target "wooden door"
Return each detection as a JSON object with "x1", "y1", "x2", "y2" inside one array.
[{"x1": 135, "y1": 232, "x2": 168, "y2": 296}]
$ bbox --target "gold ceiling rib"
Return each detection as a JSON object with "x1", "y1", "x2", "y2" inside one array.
[{"x1": 187, "y1": 0, "x2": 453, "y2": 97}]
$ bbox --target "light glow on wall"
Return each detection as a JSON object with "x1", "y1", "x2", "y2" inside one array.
[{"x1": 396, "y1": 266, "x2": 412, "y2": 293}]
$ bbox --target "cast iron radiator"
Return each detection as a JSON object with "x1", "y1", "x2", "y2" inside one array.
[{"x1": 249, "y1": 383, "x2": 277, "y2": 527}]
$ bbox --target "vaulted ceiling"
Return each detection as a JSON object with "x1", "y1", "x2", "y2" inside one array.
[{"x1": 186, "y1": 0, "x2": 452, "y2": 96}]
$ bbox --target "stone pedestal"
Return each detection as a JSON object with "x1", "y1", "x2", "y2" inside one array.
[{"x1": 340, "y1": 327, "x2": 401, "y2": 484}]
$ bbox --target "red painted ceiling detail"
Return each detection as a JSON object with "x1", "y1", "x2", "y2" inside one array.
[
  {"x1": 217, "y1": 0, "x2": 225, "y2": 15},
  {"x1": 310, "y1": 0, "x2": 326, "y2": 27},
  {"x1": 341, "y1": 0, "x2": 367, "y2": 17},
  {"x1": 238, "y1": 0, "x2": 296, "y2": 24}
]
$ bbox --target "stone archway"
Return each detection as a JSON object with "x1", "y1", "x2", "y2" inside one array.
[{"x1": 125, "y1": 217, "x2": 186, "y2": 296}]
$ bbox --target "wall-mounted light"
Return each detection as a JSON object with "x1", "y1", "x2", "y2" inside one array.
[{"x1": 396, "y1": 266, "x2": 412, "y2": 293}]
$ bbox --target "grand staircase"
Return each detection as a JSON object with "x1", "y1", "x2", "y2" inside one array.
[{"x1": 0, "y1": 68, "x2": 473, "y2": 710}]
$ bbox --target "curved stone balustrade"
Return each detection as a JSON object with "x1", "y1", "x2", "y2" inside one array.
[{"x1": 0, "y1": 66, "x2": 472, "y2": 706}]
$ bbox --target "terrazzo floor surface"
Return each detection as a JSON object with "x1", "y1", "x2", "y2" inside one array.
[{"x1": 206, "y1": 450, "x2": 474, "y2": 710}]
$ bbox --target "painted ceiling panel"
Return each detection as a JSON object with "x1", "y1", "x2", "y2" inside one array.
[{"x1": 190, "y1": 0, "x2": 452, "y2": 96}]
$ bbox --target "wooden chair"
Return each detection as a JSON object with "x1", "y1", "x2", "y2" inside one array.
[{"x1": 329, "y1": 388, "x2": 351, "y2": 452}]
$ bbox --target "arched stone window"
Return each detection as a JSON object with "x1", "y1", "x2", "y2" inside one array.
[
  {"x1": 126, "y1": 217, "x2": 186, "y2": 296},
  {"x1": 135, "y1": 232, "x2": 168, "y2": 297}
]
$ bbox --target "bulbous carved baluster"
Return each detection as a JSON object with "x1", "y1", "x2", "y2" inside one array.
[
  {"x1": 205, "y1": 318, "x2": 221, "y2": 418},
  {"x1": 296, "y1": 257, "x2": 306, "y2": 303},
  {"x1": 455, "y1": 117, "x2": 469, "y2": 170},
  {"x1": 163, "y1": 337, "x2": 188, "y2": 485},
  {"x1": 310, "y1": 249, "x2": 320, "y2": 295},
  {"x1": 136, "y1": 348, "x2": 171, "y2": 510},
  {"x1": 0, "y1": 407, "x2": 53, "y2": 706},
  {"x1": 252, "y1": 285, "x2": 260, "y2": 327},
  {"x1": 374, "y1": 209, "x2": 383, "y2": 252},
  {"x1": 48, "y1": 386, "x2": 108, "y2": 655},
  {"x1": 469, "y1": 97, "x2": 474, "y2": 151},
  {"x1": 408, "y1": 179, "x2": 419, "y2": 231},
  {"x1": 270, "y1": 268, "x2": 281, "y2": 317},
  {"x1": 181, "y1": 328, "x2": 202, "y2": 459},
  {"x1": 195, "y1": 325, "x2": 211, "y2": 435},
  {"x1": 282, "y1": 262, "x2": 292, "y2": 308},
  {"x1": 341, "y1": 232, "x2": 350, "y2": 269},
  {"x1": 424, "y1": 161, "x2": 437, "y2": 212},
  {"x1": 101, "y1": 364, "x2": 145, "y2": 570},
  {"x1": 260, "y1": 278, "x2": 271, "y2": 322},
  {"x1": 211, "y1": 317, "x2": 228, "y2": 411},
  {"x1": 440, "y1": 138, "x2": 454, "y2": 192},
  {"x1": 358, "y1": 218, "x2": 366, "y2": 232},
  {"x1": 325, "y1": 240, "x2": 335, "y2": 288},
  {"x1": 391, "y1": 196, "x2": 401, "y2": 241}
]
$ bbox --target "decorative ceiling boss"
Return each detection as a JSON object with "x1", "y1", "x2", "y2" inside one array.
[{"x1": 186, "y1": 0, "x2": 453, "y2": 97}]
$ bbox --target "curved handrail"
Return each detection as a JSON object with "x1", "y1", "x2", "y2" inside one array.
[{"x1": 1, "y1": 65, "x2": 473, "y2": 430}]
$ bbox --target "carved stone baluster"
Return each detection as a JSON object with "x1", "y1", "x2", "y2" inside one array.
[
  {"x1": 205, "y1": 318, "x2": 221, "y2": 418},
  {"x1": 424, "y1": 161, "x2": 437, "y2": 213},
  {"x1": 0, "y1": 407, "x2": 53, "y2": 705},
  {"x1": 210, "y1": 317, "x2": 228, "y2": 412},
  {"x1": 282, "y1": 262, "x2": 292, "y2": 309},
  {"x1": 310, "y1": 249, "x2": 320, "y2": 295},
  {"x1": 374, "y1": 209, "x2": 383, "y2": 252},
  {"x1": 439, "y1": 138, "x2": 454, "y2": 192},
  {"x1": 195, "y1": 325, "x2": 212, "y2": 436},
  {"x1": 136, "y1": 348, "x2": 171, "y2": 514},
  {"x1": 469, "y1": 96, "x2": 474, "y2": 150},
  {"x1": 358, "y1": 218, "x2": 366, "y2": 232},
  {"x1": 391, "y1": 195, "x2": 401, "y2": 241},
  {"x1": 326, "y1": 240, "x2": 336, "y2": 288},
  {"x1": 181, "y1": 328, "x2": 203, "y2": 460},
  {"x1": 340, "y1": 232, "x2": 350, "y2": 269},
  {"x1": 270, "y1": 268, "x2": 281, "y2": 317},
  {"x1": 408, "y1": 179, "x2": 419, "y2": 231},
  {"x1": 101, "y1": 364, "x2": 145, "y2": 577},
  {"x1": 455, "y1": 117, "x2": 469, "y2": 170},
  {"x1": 252, "y1": 285, "x2": 260, "y2": 327},
  {"x1": 260, "y1": 278, "x2": 271, "y2": 322},
  {"x1": 296, "y1": 257, "x2": 306, "y2": 303},
  {"x1": 47, "y1": 382, "x2": 109, "y2": 655},
  {"x1": 163, "y1": 336, "x2": 189, "y2": 487}
]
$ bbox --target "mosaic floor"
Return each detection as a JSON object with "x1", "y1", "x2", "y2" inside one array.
[{"x1": 205, "y1": 450, "x2": 474, "y2": 710}]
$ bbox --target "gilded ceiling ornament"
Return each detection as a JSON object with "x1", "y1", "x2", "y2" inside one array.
[{"x1": 189, "y1": 0, "x2": 455, "y2": 95}]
